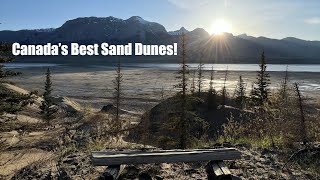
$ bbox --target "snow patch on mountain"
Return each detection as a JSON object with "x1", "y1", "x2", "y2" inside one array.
[{"x1": 168, "y1": 27, "x2": 189, "y2": 35}]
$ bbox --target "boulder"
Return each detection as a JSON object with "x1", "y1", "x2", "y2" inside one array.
[{"x1": 101, "y1": 104, "x2": 115, "y2": 113}]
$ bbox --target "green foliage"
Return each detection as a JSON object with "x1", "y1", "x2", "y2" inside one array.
[
  {"x1": 40, "y1": 68, "x2": 57, "y2": 123},
  {"x1": 234, "y1": 76, "x2": 246, "y2": 109},
  {"x1": 221, "y1": 67, "x2": 228, "y2": 105},
  {"x1": 207, "y1": 66, "x2": 217, "y2": 109},
  {"x1": 0, "y1": 43, "x2": 33, "y2": 114},
  {"x1": 190, "y1": 69, "x2": 196, "y2": 94},
  {"x1": 0, "y1": 86, "x2": 34, "y2": 114},
  {"x1": 0, "y1": 43, "x2": 14, "y2": 63},
  {"x1": 251, "y1": 51, "x2": 270, "y2": 106},
  {"x1": 197, "y1": 56, "x2": 204, "y2": 96},
  {"x1": 158, "y1": 109, "x2": 209, "y2": 149}
]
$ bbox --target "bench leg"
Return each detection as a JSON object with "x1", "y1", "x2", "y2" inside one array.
[
  {"x1": 102, "y1": 165, "x2": 125, "y2": 180},
  {"x1": 206, "y1": 161, "x2": 232, "y2": 180}
]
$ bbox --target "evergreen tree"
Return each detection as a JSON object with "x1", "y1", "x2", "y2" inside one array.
[
  {"x1": 0, "y1": 43, "x2": 18, "y2": 78},
  {"x1": 113, "y1": 58, "x2": 123, "y2": 131},
  {"x1": 40, "y1": 68, "x2": 56, "y2": 123},
  {"x1": 279, "y1": 65, "x2": 289, "y2": 100},
  {"x1": 251, "y1": 51, "x2": 270, "y2": 106},
  {"x1": 234, "y1": 76, "x2": 246, "y2": 109},
  {"x1": 207, "y1": 66, "x2": 217, "y2": 109},
  {"x1": 175, "y1": 32, "x2": 189, "y2": 149},
  {"x1": 190, "y1": 70, "x2": 196, "y2": 94},
  {"x1": 221, "y1": 66, "x2": 228, "y2": 106},
  {"x1": 197, "y1": 56, "x2": 204, "y2": 96},
  {"x1": 294, "y1": 83, "x2": 308, "y2": 145}
]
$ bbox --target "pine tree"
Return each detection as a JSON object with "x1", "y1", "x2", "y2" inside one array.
[
  {"x1": 197, "y1": 56, "x2": 204, "y2": 96},
  {"x1": 279, "y1": 65, "x2": 289, "y2": 100},
  {"x1": 175, "y1": 32, "x2": 189, "y2": 149},
  {"x1": 234, "y1": 76, "x2": 246, "y2": 109},
  {"x1": 0, "y1": 43, "x2": 18, "y2": 78},
  {"x1": 190, "y1": 70, "x2": 196, "y2": 94},
  {"x1": 294, "y1": 83, "x2": 308, "y2": 145},
  {"x1": 113, "y1": 58, "x2": 123, "y2": 132},
  {"x1": 207, "y1": 66, "x2": 217, "y2": 109},
  {"x1": 209, "y1": 66, "x2": 214, "y2": 93},
  {"x1": 251, "y1": 51, "x2": 270, "y2": 106},
  {"x1": 40, "y1": 68, "x2": 56, "y2": 123},
  {"x1": 221, "y1": 66, "x2": 228, "y2": 106},
  {"x1": 0, "y1": 43, "x2": 33, "y2": 114}
]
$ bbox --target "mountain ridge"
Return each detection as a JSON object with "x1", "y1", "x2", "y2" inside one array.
[{"x1": 0, "y1": 16, "x2": 319, "y2": 63}]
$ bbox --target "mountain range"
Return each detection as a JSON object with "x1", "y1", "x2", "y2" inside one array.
[{"x1": 0, "y1": 16, "x2": 319, "y2": 63}]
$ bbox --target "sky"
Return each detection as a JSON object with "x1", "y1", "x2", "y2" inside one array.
[{"x1": 0, "y1": 0, "x2": 320, "y2": 40}]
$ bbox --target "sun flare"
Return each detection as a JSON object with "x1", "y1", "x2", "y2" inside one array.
[{"x1": 210, "y1": 19, "x2": 232, "y2": 35}]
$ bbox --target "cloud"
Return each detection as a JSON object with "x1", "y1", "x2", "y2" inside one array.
[
  {"x1": 305, "y1": 17, "x2": 320, "y2": 24},
  {"x1": 167, "y1": 0, "x2": 209, "y2": 9}
]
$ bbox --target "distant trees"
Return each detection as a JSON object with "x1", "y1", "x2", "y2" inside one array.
[
  {"x1": 251, "y1": 51, "x2": 270, "y2": 106},
  {"x1": 40, "y1": 68, "x2": 57, "y2": 123},
  {"x1": 234, "y1": 76, "x2": 246, "y2": 109}
]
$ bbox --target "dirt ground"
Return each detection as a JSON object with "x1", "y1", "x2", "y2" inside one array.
[{"x1": 1, "y1": 65, "x2": 319, "y2": 179}]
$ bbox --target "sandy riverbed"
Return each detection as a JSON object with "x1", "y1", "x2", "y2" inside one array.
[{"x1": 7, "y1": 65, "x2": 320, "y2": 113}]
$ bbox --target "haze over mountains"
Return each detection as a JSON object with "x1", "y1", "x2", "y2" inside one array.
[{"x1": 0, "y1": 16, "x2": 319, "y2": 63}]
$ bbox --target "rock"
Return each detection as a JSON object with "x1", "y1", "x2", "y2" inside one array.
[
  {"x1": 235, "y1": 143, "x2": 251, "y2": 148},
  {"x1": 256, "y1": 162, "x2": 264, "y2": 168},
  {"x1": 242, "y1": 154, "x2": 251, "y2": 160},
  {"x1": 121, "y1": 165, "x2": 139, "y2": 179},
  {"x1": 139, "y1": 172, "x2": 152, "y2": 180},
  {"x1": 101, "y1": 104, "x2": 115, "y2": 112},
  {"x1": 222, "y1": 142, "x2": 233, "y2": 148},
  {"x1": 57, "y1": 169, "x2": 71, "y2": 180},
  {"x1": 63, "y1": 159, "x2": 74, "y2": 164},
  {"x1": 262, "y1": 159, "x2": 272, "y2": 165},
  {"x1": 261, "y1": 148, "x2": 273, "y2": 155},
  {"x1": 52, "y1": 96, "x2": 81, "y2": 114},
  {"x1": 268, "y1": 172, "x2": 277, "y2": 179},
  {"x1": 155, "y1": 175, "x2": 164, "y2": 180},
  {"x1": 185, "y1": 168, "x2": 198, "y2": 174},
  {"x1": 231, "y1": 175, "x2": 242, "y2": 180},
  {"x1": 99, "y1": 172, "x2": 115, "y2": 180},
  {"x1": 229, "y1": 161, "x2": 238, "y2": 169}
]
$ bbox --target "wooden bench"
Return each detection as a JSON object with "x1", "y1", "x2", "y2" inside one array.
[{"x1": 92, "y1": 148, "x2": 241, "y2": 180}]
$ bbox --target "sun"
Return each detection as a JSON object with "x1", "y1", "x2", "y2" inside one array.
[{"x1": 210, "y1": 19, "x2": 232, "y2": 35}]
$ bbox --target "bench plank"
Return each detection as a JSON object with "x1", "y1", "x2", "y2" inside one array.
[{"x1": 92, "y1": 148, "x2": 241, "y2": 166}]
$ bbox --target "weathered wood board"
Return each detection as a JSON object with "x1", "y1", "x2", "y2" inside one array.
[{"x1": 92, "y1": 148, "x2": 241, "y2": 166}]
